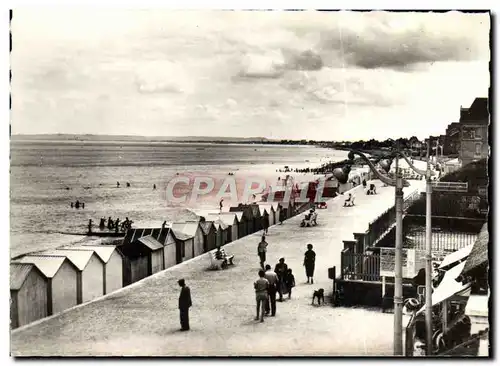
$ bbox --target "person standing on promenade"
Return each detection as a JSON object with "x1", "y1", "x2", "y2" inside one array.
[
  {"x1": 219, "y1": 198, "x2": 224, "y2": 212},
  {"x1": 278, "y1": 203, "x2": 285, "y2": 224},
  {"x1": 262, "y1": 214, "x2": 269, "y2": 235},
  {"x1": 257, "y1": 235, "x2": 268, "y2": 270},
  {"x1": 285, "y1": 269, "x2": 296, "y2": 299},
  {"x1": 304, "y1": 244, "x2": 316, "y2": 284},
  {"x1": 254, "y1": 270, "x2": 269, "y2": 322},
  {"x1": 274, "y1": 258, "x2": 288, "y2": 302},
  {"x1": 178, "y1": 279, "x2": 192, "y2": 331},
  {"x1": 264, "y1": 264, "x2": 278, "y2": 316}
]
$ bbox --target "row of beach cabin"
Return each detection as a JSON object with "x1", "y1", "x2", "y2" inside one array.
[{"x1": 11, "y1": 201, "x2": 303, "y2": 329}]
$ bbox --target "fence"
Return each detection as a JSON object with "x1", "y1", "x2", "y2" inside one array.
[
  {"x1": 406, "y1": 191, "x2": 488, "y2": 219},
  {"x1": 405, "y1": 229, "x2": 478, "y2": 253},
  {"x1": 365, "y1": 190, "x2": 420, "y2": 248},
  {"x1": 340, "y1": 248, "x2": 381, "y2": 281}
]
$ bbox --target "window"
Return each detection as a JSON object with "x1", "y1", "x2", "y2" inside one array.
[
  {"x1": 475, "y1": 143, "x2": 482, "y2": 156},
  {"x1": 475, "y1": 128, "x2": 482, "y2": 139},
  {"x1": 462, "y1": 127, "x2": 476, "y2": 139}
]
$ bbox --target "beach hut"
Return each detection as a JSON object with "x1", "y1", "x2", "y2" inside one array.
[
  {"x1": 171, "y1": 221, "x2": 204, "y2": 257},
  {"x1": 118, "y1": 245, "x2": 148, "y2": 286},
  {"x1": 200, "y1": 220, "x2": 217, "y2": 252},
  {"x1": 170, "y1": 226, "x2": 195, "y2": 263},
  {"x1": 250, "y1": 204, "x2": 262, "y2": 232},
  {"x1": 269, "y1": 203, "x2": 278, "y2": 225},
  {"x1": 10, "y1": 263, "x2": 48, "y2": 329},
  {"x1": 230, "y1": 204, "x2": 255, "y2": 234},
  {"x1": 66, "y1": 245, "x2": 124, "y2": 295},
  {"x1": 233, "y1": 211, "x2": 248, "y2": 238},
  {"x1": 13, "y1": 256, "x2": 79, "y2": 316},
  {"x1": 207, "y1": 213, "x2": 238, "y2": 243},
  {"x1": 123, "y1": 227, "x2": 177, "y2": 270},
  {"x1": 40, "y1": 249, "x2": 105, "y2": 304},
  {"x1": 136, "y1": 235, "x2": 165, "y2": 274}
]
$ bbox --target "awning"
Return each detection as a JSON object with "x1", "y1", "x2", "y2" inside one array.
[
  {"x1": 416, "y1": 261, "x2": 471, "y2": 316},
  {"x1": 439, "y1": 244, "x2": 474, "y2": 270}
]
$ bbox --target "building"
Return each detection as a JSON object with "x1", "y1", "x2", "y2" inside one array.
[
  {"x1": 118, "y1": 235, "x2": 166, "y2": 286},
  {"x1": 13, "y1": 256, "x2": 79, "y2": 315},
  {"x1": 63, "y1": 245, "x2": 124, "y2": 295},
  {"x1": 232, "y1": 210, "x2": 248, "y2": 238},
  {"x1": 41, "y1": 249, "x2": 105, "y2": 304},
  {"x1": 459, "y1": 98, "x2": 489, "y2": 166},
  {"x1": 200, "y1": 220, "x2": 217, "y2": 252},
  {"x1": 171, "y1": 221, "x2": 204, "y2": 257},
  {"x1": 251, "y1": 204, "x2": 262, "y2": 231},
  {"x1": 206, "y1": 213, "x2": 238, "y2": 243},
  {"x1": 170, "y1": 227, "x2": 195, "y2": 263},
  {"x1": 123, "y1": 227, "x2": 177, "y2": 270},
  {"x1": 230, "y1": 204, "x2": 256, "y2": 234},
  {"x1": 444, "y1": 122, "x2": 461, "y2": 156},
  {"x1": 10, "y1": 263, "x2": 48, "y2": 329}
]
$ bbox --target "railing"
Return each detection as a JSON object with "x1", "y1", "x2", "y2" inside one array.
[
  {"x1": 405, "y1": 229, "x2": 478, "y2": 253},
  {"x1": 341, "y1": 249, "x2": 381, "y2": 281},
  {"x1": 366, "y1": 190, "x2": 420, "y2": 248}
]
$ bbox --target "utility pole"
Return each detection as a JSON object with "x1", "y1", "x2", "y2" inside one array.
[
  {"x1": 394, "y1": 155, "x2": 404, "y2": 356},
  {"x1": 425, "y1": 139, "x2": 433, "y2": 355}
]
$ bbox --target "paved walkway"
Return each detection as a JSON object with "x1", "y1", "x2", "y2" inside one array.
[{"x1": 11, "y1": 180, "x2": 421, "y2": 356}]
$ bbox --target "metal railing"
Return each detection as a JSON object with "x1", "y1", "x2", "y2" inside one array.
[{"x1": 341, "y1": 248, "x2": 381, "y2": 281}]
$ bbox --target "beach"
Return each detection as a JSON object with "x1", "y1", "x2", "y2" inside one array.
[{"x1": 10, "y1": 140, "x2": 352, "y2": 258}]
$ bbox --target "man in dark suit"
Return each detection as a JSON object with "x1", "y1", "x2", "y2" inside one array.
[{"x1": 178, "y1": 279, "x2": 192, "y2": 331}]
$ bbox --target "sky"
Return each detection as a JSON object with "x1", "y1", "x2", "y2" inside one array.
[{"x1": 11, "y1": 10, "x2": 490, "y2": 141}]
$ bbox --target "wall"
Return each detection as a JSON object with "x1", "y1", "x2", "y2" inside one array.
[
  {"x1": 151, "y1": 249, "x2": 164, "y2": 274},
  {"x1": 130, "y1": 256, "x2": 149, "y2": 284},
  {"x1": 183, "y1": 239, "x2": 194, "y2": 261},
  {"x1": 14, "y1": 270, "x2": 48, "y2": 328},
  {"x1": 82, "y1": 255, "x2": 104, "y2": 303},
  {"x1": 52, "y1": 262, "x2": 78, "y2": 314},
  {"x1": 105, "y1": 252, "x2": 123, "y2": 294},
  {"x1": 336, "y1": 279, "x2": 417, "y2": 307},
  {"x1": 193, "y1": 228, "x2": 204, "y2": 257},
  {"x1": 164, "y1": 242, "x2": 177, "y2": 269}
]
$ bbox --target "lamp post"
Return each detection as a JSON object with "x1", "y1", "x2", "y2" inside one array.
[{"x1": 347, "y1": 149, "x2": 409, "y2": 356}]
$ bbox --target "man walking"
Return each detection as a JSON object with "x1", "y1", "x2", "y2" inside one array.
[
  {"x1": 264, "y1": 264, "x2": 278, "y2": 316},
  {"x1": 254, "y1": 270, "x2": 269, "y2": 322},
  {"x1": 274, "y1": 258, "x2": 288, "y2": 302},
  {"x1": 304, "y1": 244, "x2": 316, "y2": 284},
  {"x1": 178, "y1": 279, "x2": 192, "y2": 331},
  {"x1": 257, "y1": 235, "x2": 268, "y2": 270}
]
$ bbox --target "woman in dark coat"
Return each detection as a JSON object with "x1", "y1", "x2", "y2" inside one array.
[
  {"x1": 262, "y1": 214, "x2": 269, "y2": 234},
  {"x1": 303, "y1": 244, "x2": 316, "y2": 284}
]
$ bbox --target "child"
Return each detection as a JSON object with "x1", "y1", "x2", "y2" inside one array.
[{"x1": 284, "y1": 268, "x2": 296, "y2": 299}]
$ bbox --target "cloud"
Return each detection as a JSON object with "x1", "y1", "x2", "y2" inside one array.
[{"x1": 317, "y1": 12, "x2": 490, "y2": 70}]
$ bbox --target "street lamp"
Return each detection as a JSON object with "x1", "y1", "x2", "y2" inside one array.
[
  {"x1": 347, "y1": 149, "x2": 409, "y2": 356},
  {"x1": 348, "y1": 146, "x2": 437, "y2": 356}
]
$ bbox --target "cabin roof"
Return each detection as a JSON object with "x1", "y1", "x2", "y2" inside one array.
[
  {"x1": 62, "y1": 245, "x2": 117, "y2": 263},
  {"x1": 205, "y1": 213, "x2": 235, "y2": 227},
  {"x1": 13, "y1": 255, "x2": 71, "y2": 278},
  {"x1": 461, "y1": 223, "x2": 489, "y2": 276},
  {"x1": 39, "y1": 249, "x2": 98, "y2": 271},
  {"x1": 136, "y1": 235, "x2": 164, "y2": 251},
  {"x1": 200, "y1": 220, "x2": 216, "y2": 235},
  {"x1": 123, "y1": 227, "x2": 172, "y2": 246},
  {"x1": 172, "y1": 208, "x2": 202, "y2": 222},
  {"x1": 171, "y1": 221, "x2": 200, "y2": 238},
  {"x1": 10, "y1": 263, "x2": 43, "y2": 291},
  {"x1": 233, "y1": 211, "x2": 244, "y2": 221}
]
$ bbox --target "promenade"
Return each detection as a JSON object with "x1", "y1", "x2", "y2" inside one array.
[{"x1": 11, "y1": 179, "x2": 422, "y2": 356}]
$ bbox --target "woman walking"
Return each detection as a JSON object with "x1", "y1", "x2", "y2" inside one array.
[
  {"x1": 257, "y1": 235, "x2": 268, "y2": 270},
  {"x1": 303, "y1": 244, "x2": 316, "y2": 284}
]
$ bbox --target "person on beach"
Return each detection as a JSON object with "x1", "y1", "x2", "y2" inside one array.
[
  {"x1": 304, "y1": 244, "x2": 316, "y2": 284},
  {"x1": 107, "y1": 217, "x2": 113, "y2": 229},
  {"x1": 178, "y1": 279, "x2": 192, "y2": 331},
  {"x1": 362, "y1": 179, "x2": 367, "y2": 188},
  {"x1": 284, "y1": 269, "x2": 296, "y2": 299},
  {"x1": 75, "y1": 200, "x2": 80, "y2": 209},
  {"x1": 262, "y1": 214, "x2": 269, "y2": 235},
  {"x1": 115, "y1": 218, "x2": 120, "y2": 232},
  {"x1": 126, "y1": 182, "x2": 131, "y2": 188},
  {"x1": 264, "y1": 264, "x2": 278, "y2": 316},
  {"x1": 219, "y1": 199, "x2": 224, "y2": 212},
  {"x1": 153, "y1": 184, "x2": 156, "y2": 190},
  {"x1": 82, "y1": 202, "x2": 85, "y2": 209},
  {"x1": 117, "y1": 182, "x2": 120, "y2": 188},
  {"x1": 274, "y1": 258, "x2": 288, "y2": 302},
  {"x1": 70, "y1": 202, "x2": 74, "y2": 208},
  {"x1": 257, "y1": 235, "x2": 268, "y2": 270},
  {"x1": 162, "y1": 220, "x2": 167, "y2": 229},
  {"x1": 87, "y1": 219, "x2": 93, "y2": 233},
  {"x1": 99, "y1": 218, "x2": 105, "y2": 228},
  {"x1": 254, "y1": 270, "x2": 269, "y2": 322}
]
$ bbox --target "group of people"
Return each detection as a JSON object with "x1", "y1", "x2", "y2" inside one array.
[
  {"x1": 95, "y1": 216, "x2": 133, "y2": 232},
  {"x1": 70, "y1": 200, "x2": 85, "y2": 209},
  {"x1": 254, "y1": 235, "x2": 317, "y2": 322}
]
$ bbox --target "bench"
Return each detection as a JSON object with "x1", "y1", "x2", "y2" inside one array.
[
  {"x1": 344, "y1": 196, "x2": 355, "y2": 207},
  {"x1": 209, "y1": 248, "x2": 234, "y2": 270}
]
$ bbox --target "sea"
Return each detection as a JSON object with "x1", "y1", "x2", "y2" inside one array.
[{"x1": 10, "y1": 140, "x2": 350, "y2": 258}]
